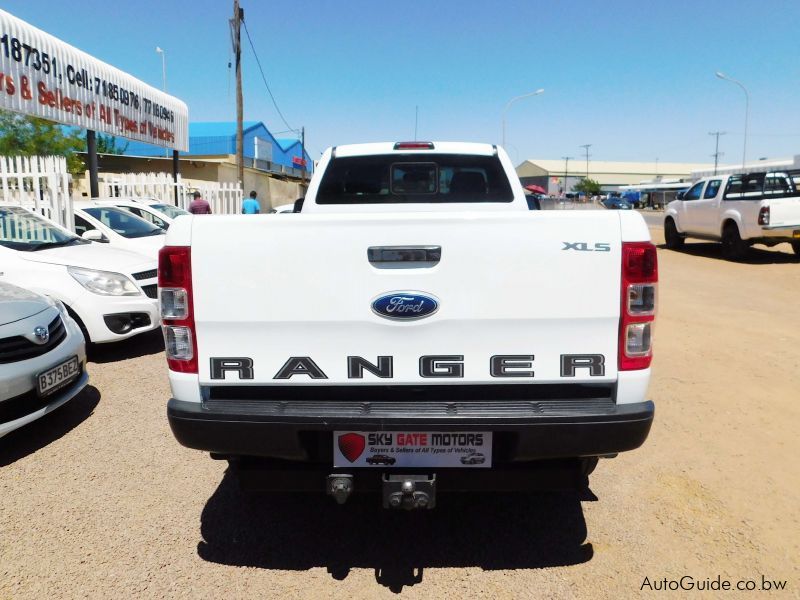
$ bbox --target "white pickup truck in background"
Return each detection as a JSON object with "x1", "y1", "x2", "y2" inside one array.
[
  {"x1": 664, "y1": 171, "x2": 800, "y2": 260},
  {"x1": 160, "y1": 142, "x2": 658, "y2": 509}
]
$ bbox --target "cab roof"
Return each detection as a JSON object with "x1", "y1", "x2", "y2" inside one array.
[{"x1": 331, "y1": 142, "x2": 497, "y2": 158}]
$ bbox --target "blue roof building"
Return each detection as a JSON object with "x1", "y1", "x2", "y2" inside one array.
[{"x1": 123, "y1": 121, "x2": 312, "y2": 176}]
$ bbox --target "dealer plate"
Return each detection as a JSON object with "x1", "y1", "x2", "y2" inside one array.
[
  {"x1": 37, "y1": 356, "x2": 80, "y2": 397},
  {"x1": 333, "y1": 431, "x2": 492, "y2": 468}
]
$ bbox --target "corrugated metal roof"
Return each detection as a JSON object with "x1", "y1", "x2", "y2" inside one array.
[{"x1": 275, "y1": 138, "x2": 301, "y2": 151}]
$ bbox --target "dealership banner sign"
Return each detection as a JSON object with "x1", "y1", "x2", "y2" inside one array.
[{"x1": 0, "y1": 9, "x2": 188, "y2": 151}]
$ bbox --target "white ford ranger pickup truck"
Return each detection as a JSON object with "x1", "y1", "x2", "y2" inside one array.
[
  {"x1": 161, "y1": 142, "x2": 658, "y2": 509},
  {"x1": 664, "y1": 170, "x2": 800, "y2": 260}
]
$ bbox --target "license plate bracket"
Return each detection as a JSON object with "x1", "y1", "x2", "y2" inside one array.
[
  {"x1": 333, "y1": 431, "x2": 492, "y2": 468},
  {"x1": 37, "y1": 356, "x2": 80, "y2": 397}
]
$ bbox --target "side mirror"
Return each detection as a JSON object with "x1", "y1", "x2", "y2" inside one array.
[
  {"x1": 676, "y1": 191, "x2": 685, "y2": 200},
  {"x1": 81, "y1": 230, "x2": 108, "y2": 243},
  {"x1": 293, "y1": 197, "x2": 305, "y2": 213}
]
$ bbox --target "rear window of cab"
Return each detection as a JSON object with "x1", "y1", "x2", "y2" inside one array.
[{"x1": 316, "y1": 154, "x2": 514, "y2": 204}]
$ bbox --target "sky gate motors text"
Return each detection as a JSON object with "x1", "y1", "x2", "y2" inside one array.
[{"x1": 368, "y1": 433, "x2": 485, "y2": 447}]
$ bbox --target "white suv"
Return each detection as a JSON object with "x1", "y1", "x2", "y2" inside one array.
[
  {"x1": 0, "y1": 281, "x2": 88, "y2": 438},
  {"x1": 664, "y1": 171, "x2": 800, "y2": 259},
  {"x1": 0, "y1": 205, "x2": 159, "y2": 344}
]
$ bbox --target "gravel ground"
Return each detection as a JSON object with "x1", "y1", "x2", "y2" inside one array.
[{"x1": 1, "y1": 230, "x2": 799, "y2": 598}]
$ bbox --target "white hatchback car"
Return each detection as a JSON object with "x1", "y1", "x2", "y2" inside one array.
[
  {"x1": 0, "y1": 281, "x2": 88, "y2": 438},
  {"x1": 90, "y1": 198, "x2": 191, "y2": 230},
  {"x1": 73, "y1": 202, "x2": 166, "y2": 260},
  {"x1": 0, "y1": 205, "x2": 160, "y2": 344}
]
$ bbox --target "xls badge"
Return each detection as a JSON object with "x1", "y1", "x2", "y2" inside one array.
[{"x1": 371, "y1": 291, "x2": 439, "y2": 321}]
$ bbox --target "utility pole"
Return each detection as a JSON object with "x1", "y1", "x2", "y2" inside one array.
[
  {"x1": 709, "y1": 131, "x2": 726, "y2": 175},
  {"x1": 579, "y1": 144, "x2": 592, "y2": 178},
  {"x1": 562, "y1": 156, "x2": 573, "y2": 196},
  {"x1": 301, "y1": 126, "x2": 306, "y2": 180},
  {"x1": 231, "y1": 0, "x2": 244, "y2": 186}
]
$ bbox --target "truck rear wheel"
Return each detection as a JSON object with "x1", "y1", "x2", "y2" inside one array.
[
  {"x1": 664, "y1": 218, "x2": 684, "y2": 250},
  {"x1": 721, "y1": 223, "x2": 749, "y2": 261}
]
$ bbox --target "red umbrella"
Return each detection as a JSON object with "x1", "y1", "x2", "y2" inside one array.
[{"x1": 525, "y1": 184, "x2": 547, "y2": 194}]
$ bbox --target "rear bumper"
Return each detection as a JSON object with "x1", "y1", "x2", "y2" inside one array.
[
  {"x1": 0, "y1": 369, "x2": 89, "y2": 438},
  {"x1": 756, "y1": 226, "x2": 800, "y2": 244},
  {"x1": 167, "y1": 397, "x2": 654, "y2": 463}
]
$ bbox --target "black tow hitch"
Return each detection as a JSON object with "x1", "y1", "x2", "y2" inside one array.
[{"x1": 382, "y1": 474, "x2": 436, "y2": 510}]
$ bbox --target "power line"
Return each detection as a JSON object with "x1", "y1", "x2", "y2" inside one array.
[{"x1": 241, "y1": 19, "x2": 294, "y2": 132}]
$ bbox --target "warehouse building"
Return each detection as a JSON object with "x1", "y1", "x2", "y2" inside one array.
[
  {"x1": 516, "y1": 159, "x2": 713, "y2": 195},
  {"x1": 123, "y1": 121, "x2": 312, "y2": 178}
]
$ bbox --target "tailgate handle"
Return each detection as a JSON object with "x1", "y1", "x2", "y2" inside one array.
[{"x1": 368, "y1": 246, "x2": 441, "y2": 268}]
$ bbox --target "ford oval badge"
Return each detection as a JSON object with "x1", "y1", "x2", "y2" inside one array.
[{"x1": 372, "y1": 291, "x2": 439, "y2": 321}]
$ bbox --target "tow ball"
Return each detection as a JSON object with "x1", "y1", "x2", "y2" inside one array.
[{"x1": 382, "y1": 474, "x2": 436, "y2": 510}]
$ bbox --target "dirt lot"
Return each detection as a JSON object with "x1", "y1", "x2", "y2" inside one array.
[{"x1": 2, "y1": 229, "x2": 799, "y2": 598}]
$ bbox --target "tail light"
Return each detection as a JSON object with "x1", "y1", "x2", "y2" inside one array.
[
  {"x1": 758, "y1": 206, "x2": 770, "y2": 226},
  {"x1": 394, "y1": 141, "x2": 434, "y2": 150},
  {"x1": 158, "y1": 246, "x2": 197, "y2": 373},
  {"x1": 619, "y1": 242, "x2": 658, "y2": 370}
]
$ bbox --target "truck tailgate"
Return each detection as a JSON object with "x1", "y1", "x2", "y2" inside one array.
[
  {"x1": 766, "y1": 197, "x2": 800, "y2": 228},
  {"x1": 189, "y1": 211, "x2": 622, "y2": 385}
]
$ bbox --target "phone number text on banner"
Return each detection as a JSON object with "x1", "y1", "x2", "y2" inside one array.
[{"x1": 0, "y1": 9, "x2": 188, "y2": 151}]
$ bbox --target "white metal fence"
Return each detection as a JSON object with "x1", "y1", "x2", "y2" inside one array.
[
  {"x1": 100, "y1": 172, "x2": 243, "y2": 214},
  {"x1": 0, "y1": 155, "x2": 74, "y2": 228},
  {"x1": 1, "y1": 157, "x2": 245, "y2": 227}
]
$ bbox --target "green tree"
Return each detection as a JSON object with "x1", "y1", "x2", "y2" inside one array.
[
  {"x1": 93, "y1": 133, "x2": 129, "y2": 155},
  {"x1": 0, "y1": 109, "x2": 85, "y2": 175},
  {"x1": 573, "y1": 177, "x2": 602, "y2": 196}
]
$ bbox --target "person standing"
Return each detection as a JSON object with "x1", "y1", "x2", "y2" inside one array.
[
  {"x1": 242, "y1": 190, "x2": 261, "y2": 214},
  {"x1": 188, "y1": 191, "x2": 212, "y2": 215}
]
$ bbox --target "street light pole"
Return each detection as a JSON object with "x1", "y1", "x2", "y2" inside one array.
[
  {"x1": 502, "y1": 88, "x2": 544, "y2": 148},
  {"x1": 155, "y1": 47, "x2": 167, "y2": 92},
  {"x1": 715, "y1": 72, "x2": 749, "y2": 168},
  {"x1": 156, "y1": 47, "x2": 168, "y2": 158}
]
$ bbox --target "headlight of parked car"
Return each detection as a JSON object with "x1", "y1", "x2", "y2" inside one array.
[{"x1": 68, "y1": 267, "x2": 141, "y2": 296}]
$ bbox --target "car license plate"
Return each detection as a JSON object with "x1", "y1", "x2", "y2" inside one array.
[
  {"x1": 333, "y1": 431, "x2": 492, "y2": 468},
  {"x1": 37, "y1": 356, "x2": 80, "y2": 397}
]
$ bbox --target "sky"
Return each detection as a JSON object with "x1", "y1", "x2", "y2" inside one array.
[{"x1": 3, "y1": 0, "x2": 800, "y2": 166}]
